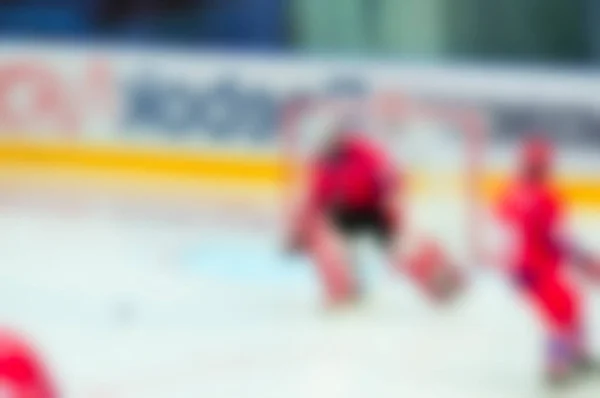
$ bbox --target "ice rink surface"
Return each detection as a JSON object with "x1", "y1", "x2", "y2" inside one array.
[{"x1": 1, "y1": 174, "x2": 600, "y2": 398}]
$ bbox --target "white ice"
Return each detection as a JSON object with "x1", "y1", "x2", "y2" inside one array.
[{"x1": 1, "y1": 183, "x2": 600, "y2": 398}]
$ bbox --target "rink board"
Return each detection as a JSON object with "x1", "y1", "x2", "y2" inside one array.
[{"x1": 0, "y1": 44, "x2": 599, "y2": 207}]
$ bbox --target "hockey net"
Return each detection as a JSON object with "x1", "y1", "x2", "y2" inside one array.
[{"x1": 282, "y1": 93, "x2": 487, "y2": 267}]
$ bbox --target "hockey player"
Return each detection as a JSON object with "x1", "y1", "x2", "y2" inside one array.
[
  {"x1": 495, "y1": 136, "x2": 599, "y2": 384},
  {"x1": 286, "y1": 117, "x2": 463, "y2": 308},
  {"x1": 0, "y1": 329, "x2": 57, "y2": 398}
]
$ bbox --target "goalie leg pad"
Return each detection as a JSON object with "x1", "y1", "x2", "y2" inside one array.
[
  {"x1": 307, "y1": 218, "x2": 357, "y2": 306},
  {"x1": 404, "y1": 240, "x2": 465, "y2": 303}
]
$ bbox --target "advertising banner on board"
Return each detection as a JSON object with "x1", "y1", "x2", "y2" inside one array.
[{"x1": 0, "y1": 43, "x2": 598, "y2": 166}]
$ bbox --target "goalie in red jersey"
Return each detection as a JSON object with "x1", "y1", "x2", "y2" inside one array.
[
  {"x1": 286, "y1": 117, "x2": 464, "y2": 309},
  {"x1": 495, "y1": 136, "x2": 600, "y2": 384}
]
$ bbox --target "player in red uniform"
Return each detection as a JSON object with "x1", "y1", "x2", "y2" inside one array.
[
  {"x1": 0, "y1": 329, "x2": 57, "y2": 398},
  {"x1": 287, "y1": 120, "x2": 463, "y2": 308},
  {"x1": 495, "y1": 137, "x2": 599, "y2": 384}
]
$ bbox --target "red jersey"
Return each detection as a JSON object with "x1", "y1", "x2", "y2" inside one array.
[
  {"x1": 308, "y1": 135, "x2": 397, "y2": 212},
  {"x1": 497, "y1": 181, "x2": 564, "y2": 277},
  {"x1": 0, "y1": 330, "x2": 56, "y2": 398}
]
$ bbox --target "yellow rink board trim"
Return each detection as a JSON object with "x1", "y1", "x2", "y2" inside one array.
[
  {"x1": 0, "y1": 139, "x2": 286, "y2": 183},
  {"x1": 0, "y1": 139, "x2": 599, "y2": 208}
]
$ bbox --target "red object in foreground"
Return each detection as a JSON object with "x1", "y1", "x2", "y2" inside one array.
[{"x1": 0, "y1": 329, "x2": 57, "y2": 398}]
